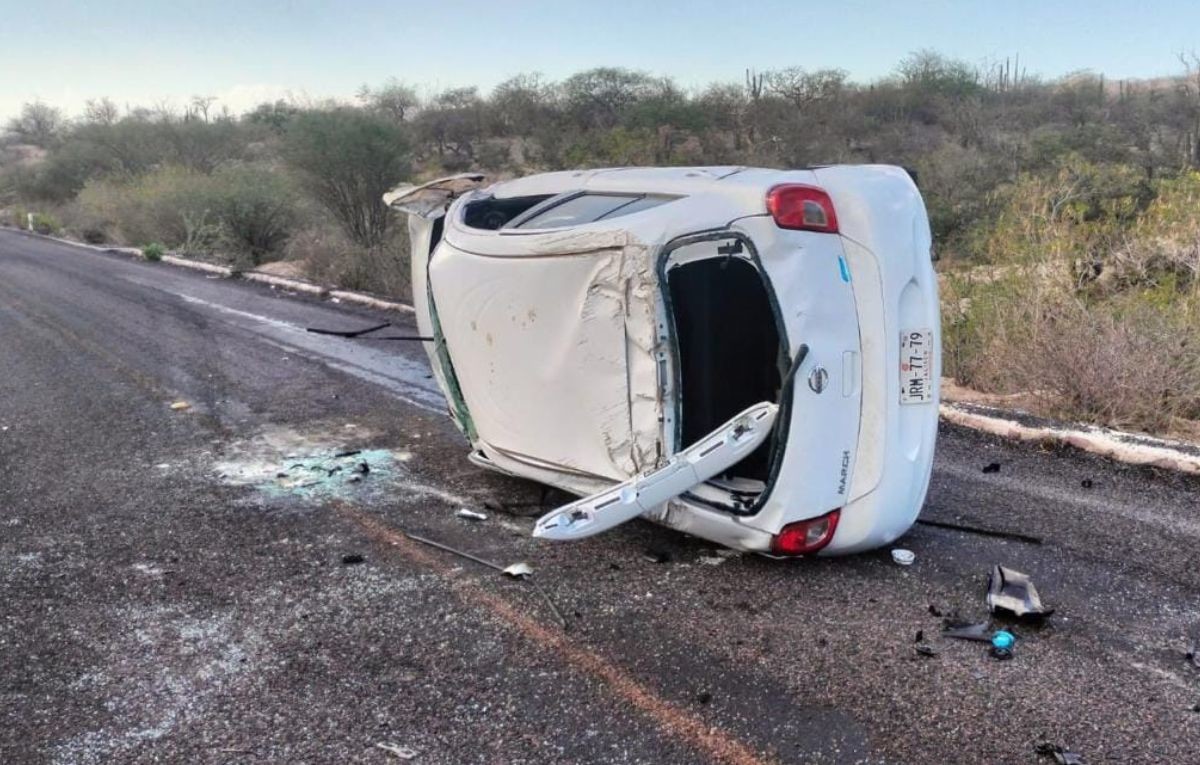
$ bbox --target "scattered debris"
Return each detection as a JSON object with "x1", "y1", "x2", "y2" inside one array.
[
  {"x1": 307, "y1": 321, "x2": 390, "y2": 338},
  {"x1": 891, "y1": 548, "x2": 916, "y2": 566},
  {"x1": 982, "y1": 462, "x2": 1001, "y2": 474},
  {"x1": 354, "y1": 461, "x2": 370, "y2": 475},
  {"x1": 375, "y1": 742, "x2": 418, "y2": 759},
  {"x1": 915, "y1": 644, "x2": 939, "y2": 657},
  {"x1": 341, "y1": 553, "x2": 365, "y2": 566},
  {"x1": 155, "y1": 463, "x2": 171, "y2": 469},
  {"x1": 914, "y1": 629, "x2": 925, "y2": 643},
  {"x1": 696, "y1": 691, "x2": 713, "y2": 704},
  {"x1": 1035, "y1": 742, "x2": 1084, "y2": 764},
  {"x1": 169, "y1": 401, "x2": 191, "y2": 411},
  {"x1": 643, "y1": 548, "x2": 672, "y2": 564},
  {"x1": 333, "y1": 449, "x2": 362, "y2": 459},
  {"x1": 502, "y1": 562, "x2": 534, "y2": 579},
  {"x1": 987, "y1": 565, "x2": 1055, "y2": 618},
  {"x1": 456, "y1": 508, "x2": 488, "y2": 522},
  {"x1": 990, "y1": 629, "x2": 1016, "y2": 660},
  {"x1": 943, "y1": 621, "x2": 993, "y2": 643},
  {"x1": 916, "y1": 518, "x2": 1043, "y2": 545},
  {"x1": 928, "y1": 604, "x2": 944, "y2": 617},
  {"x1": 1191, "y1": 702, "x2": 1200, "y2": 713},
  {"x1": 305, "y1": 322, "x2": 432, "y2": 342},
  {"x1": 1080, "y1": 478, "x2": 1094, "y2": 489},
  {"x1": 1186, "y1": 637, "x2": 1199, "y2": 669}
]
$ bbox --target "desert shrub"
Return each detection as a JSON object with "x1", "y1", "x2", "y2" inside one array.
[
  {"x1": 283, "y1": 109, "x2": 410, "y2": 248},
  {"x1": 142, "y1": 242, "x2": 164, "y2": 261},
  {"x1": 76, "y1": 164, "x2": 299, "y2": 263},
  {"x1": 1023, "y1": 300, "x2": 1200, "y2": 429},
  {"x1": 30, "y1": 211, "x2": 59, "y2": 234},
  {"x1": 288, "y1": 223, "x2": 411, "y2": 299},
  {"x1": 207, "y1": 164, "x2": 299, "y2": 265},
  {"x1": 944, "y1": 267, "x2": 1200, "y2": 430},
  {"x1": 76, "y1": 166, "x2": 215, "y2": 247}
]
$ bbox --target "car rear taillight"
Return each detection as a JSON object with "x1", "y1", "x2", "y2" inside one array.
[
  {"x1": 771, "y1": 509, "x2": 841, "y2": 555},
  {"x1": 766, "y1": 184, "x2": 839, "y2": 233}
]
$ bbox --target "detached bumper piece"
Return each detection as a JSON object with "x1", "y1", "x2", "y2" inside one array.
[{"x1": 987, "y1": 565, "x2": 1055, "y2": 618}]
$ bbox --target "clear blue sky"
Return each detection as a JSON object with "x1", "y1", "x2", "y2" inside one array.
[{"x1": 2, "y1": 0, "x2": 1197, "y2": 119}]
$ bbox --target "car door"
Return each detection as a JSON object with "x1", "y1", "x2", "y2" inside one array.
[{"x1": 533, "y1": 401, "x2": 780, "y2": 541}]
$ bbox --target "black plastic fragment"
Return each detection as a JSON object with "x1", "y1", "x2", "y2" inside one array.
[
  {"x1": 341, "y1": 553, "x2": 365, "y2": 566},
  {"x1": 982, "y1": 462, "x2": 1001, "y2": 474},
  {"x1": 643, "y1": 548, "x2": 672, "y2": 564},
  {"x1": 942, "y1": 621, "x2": 993, "y2": 643},
  {"x1": 987, "y1": 565, "x2": 1055, "y2": 618},
  {"x1": 306, "y1": 322, "x2": 390, "y2": 338},
  {"x1": 915, "y1": 645, "x2": 938, "y2": 657},
  {"x1": 917, "y1": 518, "x2": 1043, "y2": 545},
  {"x1": 1035, "y1": 742, "x2": 1084, "y2": 764},
  {"x1": 1080, "y1": 478, "x2": 1094, "y2": 489}
]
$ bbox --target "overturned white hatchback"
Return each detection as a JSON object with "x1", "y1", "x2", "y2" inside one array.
[{"x1": 385, "y1": 166, "x2": 940, "y2": 556}]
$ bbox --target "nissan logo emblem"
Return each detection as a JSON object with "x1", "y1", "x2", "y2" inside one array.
[{"x1": 807, "y1": 366, "x2": 829, "y2": 394}]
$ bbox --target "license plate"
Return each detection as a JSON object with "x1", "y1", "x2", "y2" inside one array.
[{"x1": 899, "y1": 329, "x2": 933, "y2": 404}]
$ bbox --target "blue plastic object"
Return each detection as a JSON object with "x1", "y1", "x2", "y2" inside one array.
[{"x1": 991, "y1": 630, "x2": 1016, "y2": 651}]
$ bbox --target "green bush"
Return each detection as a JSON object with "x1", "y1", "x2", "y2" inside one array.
[
  {"x1": 76, "y1": 164, "x2": 299, "y2": 263},
  {"x1": 142, "y1": 242, "x2": 164, "y2": 261},
  {"x1": 30, "y1": 212, "x2": 59, "y2": 235},
  {"x1": 208, "y1": 164, "x2": 299, "y2": 265},
  {"x1": 284, "y1": 109, "x2": 410, "y2": 248}
]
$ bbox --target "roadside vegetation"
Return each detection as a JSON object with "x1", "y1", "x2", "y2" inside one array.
[{"x1": 4, "y1": 52, "x2": 1200, "y2": 433}]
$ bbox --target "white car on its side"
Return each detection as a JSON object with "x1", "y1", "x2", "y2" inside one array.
[{"x1": 385, "y1": 165, "x2": 939, "y2": 556}]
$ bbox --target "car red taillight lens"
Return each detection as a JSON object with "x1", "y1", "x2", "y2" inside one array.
[
  {"x1": 771, "y1": 509, "x2": 841, "y2": 555},
  {"x1": 766, "y1": 184, "x2": 839, "y2": 233}
]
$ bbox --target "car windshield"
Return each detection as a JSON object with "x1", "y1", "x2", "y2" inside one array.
[{"x1": 508, "y1": 193, "x2": 673, "y2": 229}]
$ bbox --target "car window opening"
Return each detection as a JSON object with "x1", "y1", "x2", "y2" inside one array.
[
  {"x1": 462, "y1": 194, "x2": 554, "y2": 230},
  {"x1": 667, "y1": 251, "x2": 784, "y2": 504}
]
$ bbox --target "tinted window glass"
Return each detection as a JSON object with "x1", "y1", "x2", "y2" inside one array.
[
  {"x1": 596, "y1": 195, "x2": 670, "y2": 220},
  {"x1": 511, "y1": 194, "x2": 673, "y2": 229}
]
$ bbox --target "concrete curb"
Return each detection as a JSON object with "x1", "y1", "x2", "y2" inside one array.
[
  {"x1": 3, "y1": 226, "x2": 417, "y2": 314},
  {"x1": 243, "y1": 271, "x2": 327, "y2": 296},
  {"x1": 328, "y1": 289, "x2": 416, "y2": 314},
  {"x1": 941, "y1": 402, "x2": 1200, "y2": 476},
  {"x1": 161, "y1": 255, "x2": 234, "y2": 277}
]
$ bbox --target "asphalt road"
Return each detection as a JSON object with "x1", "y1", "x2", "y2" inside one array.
[{"x1": 2, "y1": 229, "x2": 1198, "y2": 765}]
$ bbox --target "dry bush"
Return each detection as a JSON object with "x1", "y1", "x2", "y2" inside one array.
[
  {"x1": 1022, "y1": 301, "x2": 1200, "y2": 430},
  {"x1": 287, "y1": 224, "x2": 411, "y2": 300},
  {"x1": 944, "y1": 266, "x2": 1200, "y2": 432},
  {"x1": 75, "y1": 164, "x2": 299, "y2": 265}
]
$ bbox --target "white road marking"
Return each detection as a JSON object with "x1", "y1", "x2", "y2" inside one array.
[{"x1": 160, "y1": 290, "x2": 446, "y2": 414}]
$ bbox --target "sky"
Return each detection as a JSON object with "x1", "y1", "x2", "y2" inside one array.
[{"x1": 2, "y1": 0, "x2": 1199, "y2": 121}]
